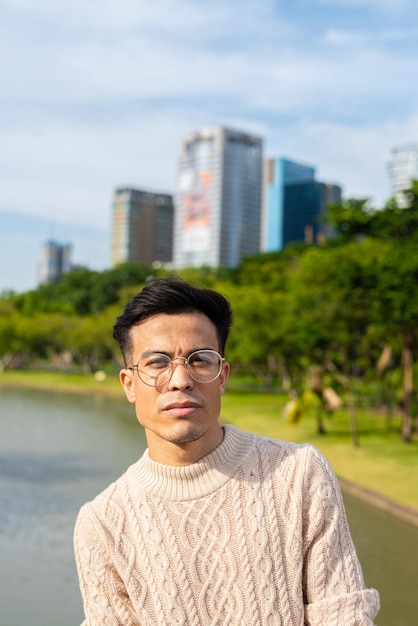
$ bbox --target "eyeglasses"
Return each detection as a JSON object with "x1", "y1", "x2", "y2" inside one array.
[{"x1": 128, "y1": 349, "x2": 226, "y2": 387}]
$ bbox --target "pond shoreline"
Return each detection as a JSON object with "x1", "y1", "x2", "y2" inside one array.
[
  {"x1": 339, "y1": 477, "x2": 418, "y2": 528},
  {"x1": 2, "y1": 374, "x2": 418, "y2": 528}
]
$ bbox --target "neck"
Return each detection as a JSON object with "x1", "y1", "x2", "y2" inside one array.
[
  {"x1": 129, "y1": 425, "x2": 256, "y2": 501},
  {"x1": 146, "y1": 424, "x2": 225, "y2": 466}
]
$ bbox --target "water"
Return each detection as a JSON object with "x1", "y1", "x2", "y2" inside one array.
[
  {"x1": 1, "y1": 386, "x2": 417, "y2": 626},
  {"x1": 0, "y1": 386, "x2": 146, "y2": 626},
  {"x1": 342, "y1": 491, "x2": 418, "y2": 626}
]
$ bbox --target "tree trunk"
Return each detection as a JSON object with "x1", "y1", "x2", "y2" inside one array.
[
  {"x1": 315, "y1": 403, "x2": 326, "y2": 435},
  {"x1": 401, "y1": 342, "x2": 413, "y2": 443},
  {"x1": 343, "y1": 361, "x2": 360, "y2": 448},
  {"x1": 0, "y1": 352, "x2": 13, "y2": 373},
  {"x1": 277, "y1": 356, "x2": 291, "y2": 392},
  {"x1": 309, "y1": 366, "x2": 326, "y2": 435},
  {"x1": 346, "y1": 386, "x2": 360, "y2": 448}
]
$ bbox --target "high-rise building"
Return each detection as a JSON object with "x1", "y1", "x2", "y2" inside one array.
[
  {"x1": 173, "y1": 127, "x2": 263, "y2": 269},
  {"x1": 263, "y1": 158, "x2": 341, "y2": 251},
  {"x1": 39, "y1": 240, "x2": 72, "y2": 284},
  {"x1": 387, "y1": 143, "x2": 418, "y2": 207},
  {"x1": 262, "y1": 158, "x2": 315, "y2": 251},
  {"x1": 283, "y1": 181, "x2": 341, "y2": 246},
  {"x1": 111, "y1": 188, "x2": 174, "y2": 267}
]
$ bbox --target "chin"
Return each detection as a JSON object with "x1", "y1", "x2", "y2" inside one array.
[{"x1": 166, "y1": 422, "x2": 206, "y2": 445}]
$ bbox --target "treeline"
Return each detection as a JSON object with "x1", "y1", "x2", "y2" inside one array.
[{"x1": 2, "y1": 184, "x2": 418, "y2": 443}]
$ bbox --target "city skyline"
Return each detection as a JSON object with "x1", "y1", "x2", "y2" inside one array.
[{"x1": 1, "y1": 0, "x2": 418, "y2": 291}]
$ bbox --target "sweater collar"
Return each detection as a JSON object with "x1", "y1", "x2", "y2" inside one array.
[{"x1": 127, "y1": 424, "x2": 256, "y2": 501}]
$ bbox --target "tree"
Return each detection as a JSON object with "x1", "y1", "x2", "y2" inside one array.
[
  {"x1": 323, "y1": 183, "x2": 418, "y2": 245},
  {"x1": 370, "y1": 240, "x2": 418, "y2": 442},
  {"x1": 285, "y1": 239, "x2": 386, "y2": 445},
  {"x1": 0, "y1": 305, "x2": 23, "y2": 371},
  {"x1": 223, "y1": 282, "x2": 294, "y2": 389},
  {"x1": 66, "y1": 313, "x2": 115, "y2": 373},
  {"x1": 9, "y1": 263, "x2": 156, "y2": 318},
  {"x1": 322, "y1": 198, "x2": 374, "y2": 242}
]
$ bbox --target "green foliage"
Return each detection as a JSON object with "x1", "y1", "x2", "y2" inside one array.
[
  {"x1": 323, "y1": 198, "x2": 374, "y2": 241},
  {"x1": 235, "y1": 247, "x2": 305, "y2": 290},
  {"x1": 2, "y1": 188, "x2": 418, "y2": 442},
  {"x1": 176, "y1": 265, "x2": 236, "y2": 287},
  {"x1": 9, "y1": 263, "x2": 155, "y2": 317},
  {"x1": 323, "y1": 182, "x2": 418, "y2": 244}
]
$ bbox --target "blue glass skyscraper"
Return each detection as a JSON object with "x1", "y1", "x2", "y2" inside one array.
[{"x1": 263, "y1": 158, "x2": 341, "y2": 251}]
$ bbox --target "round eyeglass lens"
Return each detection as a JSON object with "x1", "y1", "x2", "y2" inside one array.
[
  {"x1": 137, "y1": 353, "x2": 172, "y2": 386},
  {"x1": 188, "y1": 350, "x2": 222, "y2": 383}
]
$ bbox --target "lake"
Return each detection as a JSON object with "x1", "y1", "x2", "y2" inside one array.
[{"x1": 0, "y1": 385, "x2": 417, "y2": 625}]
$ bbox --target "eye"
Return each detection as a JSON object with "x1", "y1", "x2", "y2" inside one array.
[
  {"x1": 142, "y1": 354, "x2": 171, "y2": 370},
  {"x1": 190, "y1": 351, "x2": 217, "y2": 366}
]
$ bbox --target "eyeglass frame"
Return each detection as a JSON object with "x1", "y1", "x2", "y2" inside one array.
[{"x1": 127, "y1": 349, "x2": 226, "y2": 387}]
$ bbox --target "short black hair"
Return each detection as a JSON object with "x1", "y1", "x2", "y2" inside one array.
[{"x1": 113, "y1": 276, "x2": 233, "y2": 364}]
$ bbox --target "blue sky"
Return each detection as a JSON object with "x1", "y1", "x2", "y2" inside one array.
[{"x1": 1, "y1": 0, "x2": 418, "y2": 292}]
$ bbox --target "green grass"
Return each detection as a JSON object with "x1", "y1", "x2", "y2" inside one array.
[
  {"x1": 1, "y1": 370, "x2": 417, "y2": 512},
  {"x1": 0, "y1": 369, "x2": 125, "y2": 397},
  {"x1": 221, "y1": 389, "x2": 418, "y2": 511}
]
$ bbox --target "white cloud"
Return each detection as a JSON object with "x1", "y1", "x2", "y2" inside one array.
[
  {"x1": 0, "y1": 104, "x2": 224, "y2": 226},
  {"x1": 322, "y1": 29, "x2": 357, "y2": 45},
  {"x1": 2, "y1": 0, "x2": 415, "y2": 127},
  {"x1": 267, "y1": 112, "x2": 418, "y2": 206},
  {"x1": 1, "y1": 0, "x2": 296, "y2": 117},
  {"x1": 1, "y1": 0, "x2": 418, "y2": 291},
  {"x1": 317, "y1": 0, "x2": 415, "y2": 12}
]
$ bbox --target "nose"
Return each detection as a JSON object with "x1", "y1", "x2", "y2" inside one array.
[{"x1": 168, "y1": 357, "x2": 194, "y2": 389}]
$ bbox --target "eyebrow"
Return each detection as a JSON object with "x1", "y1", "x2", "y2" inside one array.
[{"x1": 138, "y1": 347, "x2": 216, "y2": 359}]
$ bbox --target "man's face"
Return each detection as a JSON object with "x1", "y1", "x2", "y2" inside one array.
[{"x1": 119, "y1": 312, "x2": 230, "y2": 465}]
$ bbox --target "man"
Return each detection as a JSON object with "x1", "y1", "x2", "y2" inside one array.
[{"x1": 74, "y1": 276, "x2": 379, "y2": 625}]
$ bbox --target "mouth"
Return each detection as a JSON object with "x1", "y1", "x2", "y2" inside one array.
[{"x1": 163, "y1": 400, "x2": 201, "y2": 417}]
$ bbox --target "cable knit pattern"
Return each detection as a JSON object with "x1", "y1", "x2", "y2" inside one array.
[{"x1": 74, "y1": 424, "x2": 380, "y2": 625}]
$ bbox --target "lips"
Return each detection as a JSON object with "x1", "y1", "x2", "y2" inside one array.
[{"x1": 163, "y1": 399, "x2": 201, "y2": 416}]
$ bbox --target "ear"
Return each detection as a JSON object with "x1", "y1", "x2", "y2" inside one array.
[
  {"x1": 219, "y1": 361, "x2": 230, "y2": 395},
  {"x1": 119, "y1": 368, "x2": 136, "y2": 404}
]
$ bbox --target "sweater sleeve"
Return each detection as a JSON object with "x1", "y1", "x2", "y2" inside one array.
[
  {"x1": 74, "y1": 503, "x2": 140, "y2": 626},
  {"x1": 301, "y1": 446, "x2": 380, "y2": 626}
]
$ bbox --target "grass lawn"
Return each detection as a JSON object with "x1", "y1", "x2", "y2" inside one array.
[
  {"x1": 1, "y1": 370, "x2": 417, "y2": 513},
  {"x1": 221, "y1": 389, "x2": 418, "y2": 512},
  {"x1": 0, "y1": 369, "x2": 125, "y2": 398}
]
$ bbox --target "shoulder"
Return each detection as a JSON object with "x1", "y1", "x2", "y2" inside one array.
[
  {"x1": 248, "y1": 428, "x2": 315, "y2": 466},
  {"x1": 240, "y1": 428, "x2": 338, "y2": 491},
  {"x1": 254, "y1": 429, "x2": 332, "y2": 469},
  {"x1": 75, "y1": 458, "x2": 143, "y2": 532}
]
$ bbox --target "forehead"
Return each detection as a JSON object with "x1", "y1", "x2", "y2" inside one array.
[{"x1": 131, "y1": 312, "x2": 219, "y2": 351}]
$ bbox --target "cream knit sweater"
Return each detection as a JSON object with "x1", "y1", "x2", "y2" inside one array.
[{"x1": 74, "y1": 424, "x2": 379, "y2": 625}]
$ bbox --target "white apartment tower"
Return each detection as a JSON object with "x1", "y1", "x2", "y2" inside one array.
[
  {"x1": 173, "y1": 127, "x2": 263, "y2": 268},
  {"x1": 387, "y1": 142, "x2": 418, "y2": 207},
  {"x1": 39, "y1": 240, "x2": 72, "y2": 284}
]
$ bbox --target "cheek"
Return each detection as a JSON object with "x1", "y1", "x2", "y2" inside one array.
[
  {"x1": 206, "y1": 384, "x2": 224, "y2": 410},
  {"x1": 134, "y1": 388, "x2": 160, "y2": 421}
]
